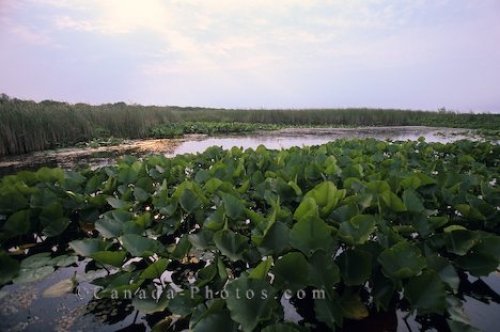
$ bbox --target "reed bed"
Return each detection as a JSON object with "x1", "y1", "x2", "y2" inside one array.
[{"x1": 1, "y1": 95, "x2": 498, "y2": 157}]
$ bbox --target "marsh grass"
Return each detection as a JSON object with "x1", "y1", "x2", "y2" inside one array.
[{"x1": 1, "y1": 95, "x2": 498, "y2": 156}]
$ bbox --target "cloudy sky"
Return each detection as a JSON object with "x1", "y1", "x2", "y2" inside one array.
[{"x1": 0, "y1": 0, "x2": 499, "y2": 112}]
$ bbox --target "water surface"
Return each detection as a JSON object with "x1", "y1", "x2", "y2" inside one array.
[{"x1": 0, "y1": 126, "x2": 476, "y2": 175}]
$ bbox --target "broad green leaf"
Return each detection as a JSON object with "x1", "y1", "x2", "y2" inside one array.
[
  {"x1": 95, "y1": 217, "x2": 124, "y2": 238},
  {"x1": 289, "y1": 216, "x2": 335, "y2": 256},
  {"x1": 366, "y1": 180, "x2": 391, "y2": 194},
  {"x1": 91, "y1": 251, "x2": 126, "y2": 267},
  {"x1": 172, "y1": 235, "x2": 192, "y2": 259},
  {"x1": 217, "y1": 257, "x2": 228, "y2": 285},
  {"x1": 69, "y1": 239, "x2": 109, "y2": 257},
  {"x1": 337, "y1": 249, "x2": 372, "y2": 286},
  {"x1": 257, "y1": 221, "x2": 290, "y2": 256},
  {"x1": 51, "y1": 255, "x2": 78, "y2": 267},
  {"x1": 405, "y1": 270, "x2": 446, "y2": 314},
  {"x1": 117, "y1": 165, "x2": 139, "y2": 184},
  {"x1": 303, "y1": 181, "x2": 344, "y2": 217},
  {"x1": 132, "y1": 291, "x2": 169, "y2": 314},
  {"x1": 192, "y1": 299, "x2": 238, "y2": 332},
  {"x1": 141, "y1": 258, "x2": 168, "y2": 280},
  {"x1": 473, "y1": 235, "x2": 500, "y2": 262},
  {"x1": 378, "y1": 241, "x2": 426, "y2": 279},
  {"x1": 30, "y1": 188, "x2": 57, "y2": 208},
  {"x1": 134, "y1": 212, "x2": 152, "y2": 229},
  {"x1": 196, "y1": 263, "x2": 218, "y2": 287},
  {"x1": 179, "y1": 188, "x2": 203, "y2": 213},
  {"x1": 120, "y1": 234, "x2": 163, "y2": 257},
  {"x1": 3, "y1": 209, "x2": 30, "y2": 235},
  {"x1": 426, "y1": 255, "x2": 460, "y2": 291},
  {"x1": 106, "y1": 196, "x2": 130, "y2": 209},
  {"x1": 133, "y1": 187, "x2": 150, "y2": 203},
  {"x1": 204, "y1": 207, "x2": 226, "y2": 231},
  {"x1": 213, "y1": 229, "x2": 248, "y2": 262},
  {"x1": 0, "y1": 189, "x2": 28, "y2": 213},
  {"x1": 14, "y1": 266, "x2": 54, "y2": 283},
  {"x1": 338, "y1": 215, "x2": 376, "y2": 245},
  {"x1": 314, "y1": 295, "x2": 343, "y2": 330},
  {"x1": 331, "y1": 203, "x2": 359, "y2": 223},
  {"x1": 447, "y1": 320, "x2": 481, "y2": 332},
  {"x1": 445, "y1": 230, "x2": 479, "y2": 256},
  {"x1": 225, "y1": 276, "x2": 278, "y2": 332},
  {"x1": 403, "y1": 189, "x2": 425, "y2": 213},
  {"x1": 221, "y1": 192, "x2": 245, "y2": 220},
  {"x1": 249, "y1": 258, "x2": 273, "y2": 280},
  {"x1": 455, "y1": 204, "x2": 485, "y2": 221},
  {"x1": 35, "y1": 167, "x2": 64, "y2": 183},
  {"x1": 169, "y1": 291, "x2": 203, "y2": 317},
  {"x1": 444, "y1": 225, "x2": 468, "y2": 233},
  {"x1": 39, "y1": 201, "x2": 64, "y2": 225},
  {"x1": 372, "y1": 271, "x2": 396, "y2": 311},
  {"x1": 308, "y1": 251, "x2": 340, "y2": 288},
  {"x1": 381, "y1": 191, "x2": 407, "y2": 212},
  {"x1": 42, "y1": 217, "x2": 71, "y2": 237},
  {"x1": 293, "y1": 197, "x2": 318, "y2": 222},
  {"x1": 273, "y1": 252, "x2": 309, "y2": 291},
  {"x1": 455, "y1": 252, "x2": 499, "y2": 277},
  {"x1": 446, "y1": 297, "x2": 480, "y2": 332},
  {"x1": 287, "y1": 180, "x2": 303, "y2": 197},
  {"x1": 204, "y1": 178, "x2": 223, "y2": 193},
  {"x1": 189, "y1": 229, "x2": 215, "y2": 250},
  {"x1": 0, "y1": 252, "x2": 20, "y2": 285},
  {"x1": 20, "y1": 252, "x2": 52, "y2": 269}
]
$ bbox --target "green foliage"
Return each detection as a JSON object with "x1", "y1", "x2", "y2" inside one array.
[
  {"x1": 404, "y1": 270, "x2": 447, "y2": 314},
  {"x1": 0, "y1": 138, "x2": 499, "y2": 331},
  {"x1": 225, "y1": 276, "x2": 278, "y2": 332},
  {"x1": 378, "y1": 242, "x2": 427, "y2": 279},
  {"x1": 150, "y1": 122, "x2": 279, "y2": 138},
  {"x1": 1, "y1": 95, "x2": 499, "y2": 156}
]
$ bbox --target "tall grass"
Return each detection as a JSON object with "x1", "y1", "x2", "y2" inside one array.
[
  {"x1": 1, "y1": 95, "x2": 499, "y2": 157},
  {"x1": 0, "y1": 98, "x2": 179, "y2": 156},
  {"x1": 174, "y1": 108, "x2": 499, "y2": 128}
]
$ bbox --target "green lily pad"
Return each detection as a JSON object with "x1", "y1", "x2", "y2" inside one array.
[
  {"x1": 91, "y1": 251, "x2": 126, "y2": 267},
  {"x1": 378, "y1": 241, "x2": 426, "y2": 279},
  {"x1": 225, "y1": 276, "x2": 278, "y2": 332},
  {"x1": 0, "y1": 252, "x2": 20, "y2": 285},
  {"x1": 14, "y1": 266, "x2": 54, "y2": 284},
  {"x1": 69, "y1": 239, "x2": 109, "y2": 257},
  {"x1": 337, "y1": 249, "x2": 372, "y2": 286},
  {"x1": 338, "y1": 215, "x2": 376, "y2": 245},
  {"x1": 213, "y1": 229, "x2": 248, "y2": 262},
  {"x1": 405, "y1": 270, "x2": 446, "y2": 314},
  {"x1": 120, "y1": 234, "x2": 163, "y2": 257},
  {"x1": 273, "y1": 252, "x2": 309, "y2": 291},
  {"x1": 289, "y1": 216, "x2": 335, "y2": 256}
]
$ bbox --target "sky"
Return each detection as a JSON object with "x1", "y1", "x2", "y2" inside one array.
[{"x1": 0, "y1": 0, "x2": 499, "y2": 112}]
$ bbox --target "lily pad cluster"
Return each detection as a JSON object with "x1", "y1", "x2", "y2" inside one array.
[{"x1": 0, "y1": 139, "x2": 499, "y2": 331}]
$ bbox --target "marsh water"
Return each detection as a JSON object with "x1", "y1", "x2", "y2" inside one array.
[
  {"x1": 0, "y1": 126, "x2": 476, "y2": 176},
  {"x1": 1, "y1": 252, "x2": 499, "y2": 332}
]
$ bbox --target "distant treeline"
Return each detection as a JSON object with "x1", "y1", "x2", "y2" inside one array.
[{"x1": 1, "y1": 94, "x2": 499, "y2": 156}]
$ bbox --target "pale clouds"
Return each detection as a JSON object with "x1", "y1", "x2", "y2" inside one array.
[{"x1": 0, "y1": 0, "x2": 499, "y2": 111}]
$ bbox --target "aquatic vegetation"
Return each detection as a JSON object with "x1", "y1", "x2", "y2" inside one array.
[
  {"x1": 149, "y1": 122, "x2": 280, "y2": 138},
  {"x1": 0, "y1": 139, "x2": 499, "y2": 331},
  {"x1": 2, "y1": 95, "x2": 499, "y2": 156}
]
